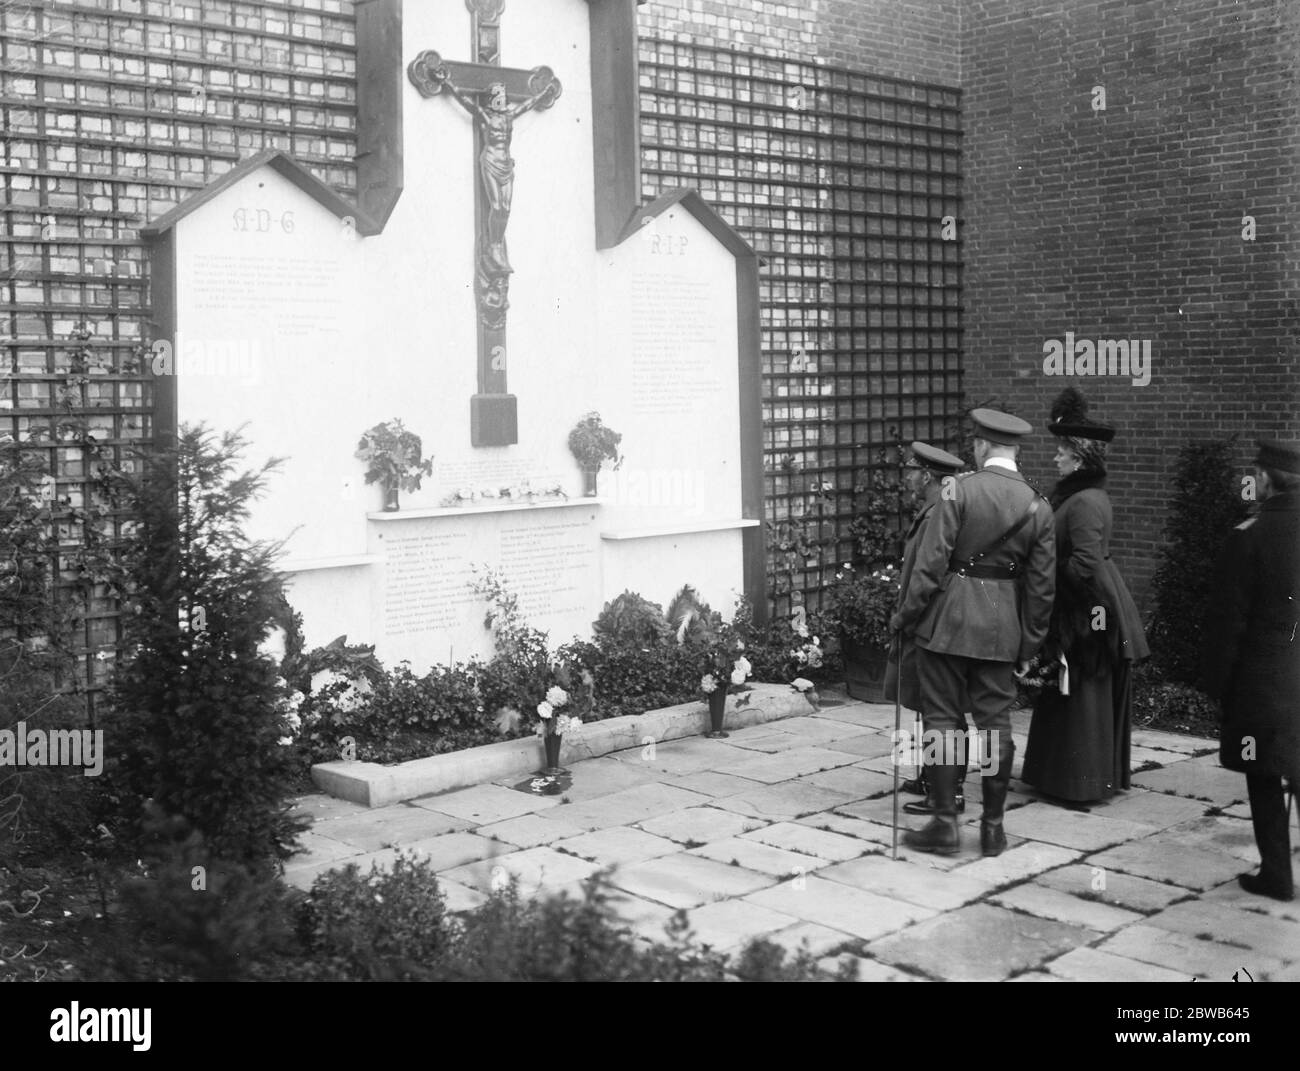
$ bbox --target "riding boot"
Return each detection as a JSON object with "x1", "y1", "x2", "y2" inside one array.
[
  {"x1": 903, "y1": 783, "x2": 966, "y2": 815},
  {"x1": 979, "y1": 735, "x2": 1016, "y2": 857},
  {"x1": 902, "y1": 763, "x2": 960, "y2": 855}
]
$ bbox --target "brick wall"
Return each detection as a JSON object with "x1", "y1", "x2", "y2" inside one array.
[
  {"x1": 961, "y1": 0, "x2": 1300, "y2": 608},
  {"x1": 638, "y1": 0, "x2": 961, "y2": 85}
]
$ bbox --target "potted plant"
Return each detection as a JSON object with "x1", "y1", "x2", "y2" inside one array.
[
  {"x1": 827, "y1": 561, "x2": 900, "y2": 702},
  {"x1": 355, "y1": 419, "x2": 433, "y2": 511},
  {"x1": 695, "y1": 617, "x2": 753, "y2": 738},
  {"x1": 532, "y1": 661, "x2": 591, "y2": 774},
  {"x1": 567, "y1": 412, "x2": 622, "y2": 496}
]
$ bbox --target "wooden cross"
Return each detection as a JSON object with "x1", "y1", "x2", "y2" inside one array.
[{"x1": 408, "y1": 0, "x2": 562, "y2": 447}]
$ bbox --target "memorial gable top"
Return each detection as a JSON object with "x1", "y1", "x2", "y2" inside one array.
[
  {"x1": 140, "y1": 151, "x2": 367, "y2": 240},
  {"x1": 617, "y1": 188, "x2": 758, "y2": 262}
]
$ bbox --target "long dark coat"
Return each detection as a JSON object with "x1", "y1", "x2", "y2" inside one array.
[
  {"x1": 1022, "y1": 471, "x2": 1149, "y2": 801},
  {"x1": 884, "y1": 500, "x2": 933, "y2": 710},
  {"x1": 1202, "y1": 490, "x2": 1300, "y2": 779}
]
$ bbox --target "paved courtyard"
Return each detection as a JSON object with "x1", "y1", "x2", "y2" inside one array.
[{"x1": 286, "y1": 691, "x2": 1300, "y2": 981}]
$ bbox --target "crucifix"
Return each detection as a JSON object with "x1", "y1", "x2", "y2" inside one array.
[{"x1": 408, "y1": 0, "x2": 562, "y2": 447}]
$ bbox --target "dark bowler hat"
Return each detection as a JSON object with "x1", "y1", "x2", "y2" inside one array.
[
  {"x1": 1256, "y1": 439, "x2": 1300, "y2": 474},
  {"x1": 969, "y1": 408, "x2": 1033, "y2": 445},
  {"x1": 1047, "y1": 387, "x2": 1116, "y2": 442},
  {"x1": 909, "y1": 441, "x2": 964, "y2": 474}
]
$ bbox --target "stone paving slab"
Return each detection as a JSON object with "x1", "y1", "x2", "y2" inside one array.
[
  {"x1": 745, "y1": 875, "x2": 935, "y2": 942},
  {"x1": 538, "y1": 783, "x2": 711, "y2": 831},
  {"x1": 714, "y1": 745, "x2": 863, "y2": 784},
  {"x1": 604, "y1": 891, "x2": 683, "y2": 942},
  {"x1": 1131, "y1": 730, "x2": 1214, "y2": 755},
  {"x1": 662, "y1": 770, "x2": 766, "y2": 798},
  {"x1": 308, "y1": 804, "x2": 471, "y2": 852},
  {"x1": 687, "y1": 836, "x2": 828, "y2": 878},
  {"x1": 1130, "y1": 763, "x2": 1248, "y2": 807},
  {"x1": 1035, "y1": 862, "x2": 1193, "y2": 914},
  {"x1": 992, "y1": 883, "x2": 1145, "y2": 932},
  {"x1": 818, "y1": 853, "x2": 995, "y2": 911},
  {"x1": 290, "y1": 794, "x2": 375, "y2": 823},
  {"x1": 609, "y1": 853, "x2": 779, "y2": 909},
  {"x1": 739, "y1": 821, "x2": 871, "y2": 862},
  {"x1": 1140, "y1": 898, "x2": 1300, "y2": 958},
  {"x1": 532, "y1": 755, "x2": 664, "y2": 802},
  {"x1": 683, "y1": 899, "x2": 804, "y2": 953},
  {"x1": 637, "y1": 806, "x2": 768, "y2": 845},
  {"x1": 552, "y1": 827, "x2": 682, "y2": 868},
  {"x1": 800, "y1": 765, "x2": 890, "y2": 800},
  {"x1": 952, "y1": 841, "x2": 1081, "y2": 887},
  {"x1": 765, "y1": 922, "x2": 858, "y2": 959},
  {"x1": 283, "y1": 846, "x2": 401, "y2": 892},
  {"x1": 1197, "y1": 880, "x2": 1300, "y2": 923},
  {"x1": 714, "y1": 780, "x2": 857, "y2": 821},
  {"x1": 772, "y1": 715, "x2": 869, "y2": 746},
  {"x1": 414, "y1": 783, "x2": 560, "y2": 824},
  {"x1": 629, "y1": 737, "x2": 758, "y2": 776},
  {"x1": 1011, "y1": 801, "x2": 1159, "y2": 852},
  {"x1": 479, "y1": 812, "x2": 586, "y2": 849},
  {"x1": 441, "y1": 845, "x2": 604, "y2": 898},
  {"x1": 1096, "y1": 923, "x2": 1290, "y2": 982},
  {"x1": 818, "y1": 954, "x2": 928, "y2": 981},
  {"x1": 825, "y1": 733, "x2": 898, "y2": 761},
  {"x1": 1044, "y1": 946, "x2": 1188, "y2": 982},
  {"x1": 1086, "y1": 838, "x2": 1249, "y2": 892},
  {"x1": 807, "y1": 703, "x2": 897, "y2": 730},
  {"x1": 402, "y1": 831, "x2": 504, "y2": 872},
  {"x1": 1091, "y1": 790, "x2": 1210, "y2": 828},
  {"x1": 438, "y1": 878, "x2": 489, "y2": 914},
  {"x1": 867, "y1": 903, "x2": 1099, "y2": 982},
  {"x1": 290, "y1": 830, "x2": 373, "y2": 866},
  {"x1": 1156, "y1": 815, "x2": 1262, "y2": 865},
  {"x1": 796, "y1": 811, "x2": 896, "y2": 850}
]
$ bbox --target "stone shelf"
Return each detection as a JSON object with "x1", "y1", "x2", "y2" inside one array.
[
  {"x1": 599, "y1": 517, "x2": 760, "y2": 541},
  {"x1": 281, "y1": 553, "x2": 383, "y2": 573},
  {"x1": 366, "y1": 497, "x2": 605, "y2": 522}
]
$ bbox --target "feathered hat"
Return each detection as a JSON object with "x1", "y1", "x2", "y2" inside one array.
[{"x1": 1047, "y1": 387, "x2": 1115, "y2": 442}]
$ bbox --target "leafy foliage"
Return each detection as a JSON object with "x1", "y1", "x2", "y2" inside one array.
[
  {"x1": 104, "y1": 425, "x2": 307, "y2": 874},
  {"x1": 355, "y1": 418, "x2": 433, "y2": 494},
  {"x1": 592, "y1": 589, "x2": 672, "y2": 649},
  {"x1": 1147, "y1": 438, "x2": 1249, "y2": 684},
  {"x1": 566, "y1": 411, "x2": 623, "y2": 471}
]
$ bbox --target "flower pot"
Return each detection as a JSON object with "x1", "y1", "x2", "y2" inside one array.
[
  {"x1": 542, "y1": 731, "x2": 564, "y2": 773},
  {"x1": 705, "y1": 688, "x2": 729, "y2": 738},
  {"x1": 581, "y1": 468, "x2": 598, "y2": 497},
  {"x1": 382, "y1": 480, "x2": 400, "y2": 512},
  {"x1": 841, "y1": 635, "x2": 889, "y2": 702}
]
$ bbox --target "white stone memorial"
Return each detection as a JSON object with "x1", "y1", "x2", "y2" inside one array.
[{"x1": 144, "y1": 0, "x2": 763, "y2": 668}]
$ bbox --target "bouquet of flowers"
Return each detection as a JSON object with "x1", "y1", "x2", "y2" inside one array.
[
  {"x1": 532, "y1": 661, "x2": 593, "y2": 739},
  {"x1": 827, "y1": 562, "x2": 901, "y2": 650},
  {"x1": 698, "y1": 618, "x2": 753, "y2": 699}
]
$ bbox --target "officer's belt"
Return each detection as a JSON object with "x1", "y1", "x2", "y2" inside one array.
[{"x1": 948, "y1": 557, "x2": 1018, "y2": 580}]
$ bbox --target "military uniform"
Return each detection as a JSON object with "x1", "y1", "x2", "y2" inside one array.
[
  {"x1": 891, "y1": 410, "x2": 1057, "y2": 856},
  {"x1": 885, "y1": 441, "x2": 971, "y2": 815},
  {"x1": 1202, "y1": 440, "x2": 1300, "y2": 902}
]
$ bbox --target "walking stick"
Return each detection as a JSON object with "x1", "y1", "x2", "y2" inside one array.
[{"x1": 892, "y1": 633, "x2": 903, "y2": 861}]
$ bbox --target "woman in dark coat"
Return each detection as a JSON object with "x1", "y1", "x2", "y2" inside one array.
[
  {"x1": 1022, "y1": 390, "x2": 1150, "y2": 804},
  {"x1": 1201, "y1": 440, "x2": 1300, "y2": 902}
]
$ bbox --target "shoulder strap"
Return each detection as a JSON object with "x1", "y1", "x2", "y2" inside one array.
[{"x1": 967, "y1": 498, "x2": 1040, "y2": 566}]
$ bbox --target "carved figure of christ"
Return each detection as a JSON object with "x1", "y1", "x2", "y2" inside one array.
[{"x1": 408, "y1": 9, "x2": 561, "y2": 448}]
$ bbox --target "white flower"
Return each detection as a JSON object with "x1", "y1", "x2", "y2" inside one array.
[
  {"x1": 793, "y1": 621, "x2": 809, "y2": 638},
  {"x1": 791, "y1": 678, "x2": 814, "y2": 692},
  {"x1": 537, "y1": 701, "x2": 554, "y2": 720},
  {"x1": 285, "y1": 710, "x2": 302, "y2": 732},
  {"x1": 563, "y1": 716, "x2": 582, "y2": 735},
  {"x1": 701, "y1": 674, "x2": 718, "y2": 694},
  {"x1": 730, "y1": 668, "x2": 747, "y2": 686},
  {"x1": 277, "y1": 736, "x2": 293, "y2": 746},
  {"x1": 546, "y1": 686, "x2": 569, "y2": 708}
]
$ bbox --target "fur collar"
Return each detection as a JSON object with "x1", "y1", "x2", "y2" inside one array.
[{"x1": 1050, "y1": 468, "x2": 1107, "y2": 509}]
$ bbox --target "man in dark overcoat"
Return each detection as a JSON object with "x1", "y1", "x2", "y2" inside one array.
[
  {"x1": 886, "y1": 441, "x2": 971, "y2": 815},
  {"x1": 1202, "y1": 439, "x2": 1300, "y2": 902},
  {"x1": 891, "y1": 410, "x2": 1056, "y2": 856}
]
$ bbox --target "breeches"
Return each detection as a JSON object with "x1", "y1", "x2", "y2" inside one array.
[{"x1": 917, "y1": 647, "x2": 1016, "y2": 766}]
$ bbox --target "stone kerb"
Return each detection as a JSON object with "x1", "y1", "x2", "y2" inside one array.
[{"x1": 312, "y1": 683, "x2": 815, "y2": 807}]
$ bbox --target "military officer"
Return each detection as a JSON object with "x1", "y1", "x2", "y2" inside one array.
[
  {"x1": 891, "y1": 409, "x2": 1056, "y2": 856},
  {"x1": 886, "y1": 441, "x2": 973, "y2": 816},
  {"x1": 1202, "y1": 439, "x2": 1300, "y2": 902}
]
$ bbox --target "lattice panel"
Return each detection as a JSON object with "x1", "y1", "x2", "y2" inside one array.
[
  {"x1": 639, "y1": 39, "x2": 963, "y2": 620},
  {"x1": 0, "y1": 0, "x2": 358, "y2": 702}
]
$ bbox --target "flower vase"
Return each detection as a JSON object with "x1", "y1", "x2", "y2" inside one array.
[
  {"x1": 582, "y1": 468, "x2": 598, "y2": 497},
  {"x1": 706, "y1": 688, "x2": 729, "y2": 738},
  {"x1": 841, "y1": 635, "x2": 888, "y2": 702},
  {"x1": 382, "y1": 480, "x2": 400, "y2": 512},
  {"x1": 542, "y1": 731, "x2": 564, "y2": 774}
]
